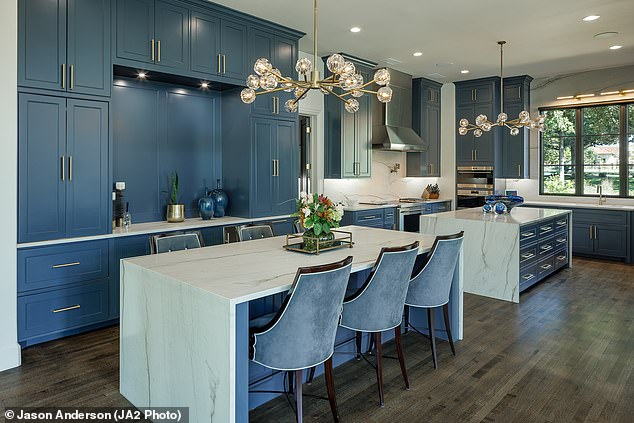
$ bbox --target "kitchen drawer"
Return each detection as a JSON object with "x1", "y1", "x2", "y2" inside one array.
[
  {"x1": 519, "y1": 224, "x2": 538, "y2": 246},
  {"x1": 384, "y1": 208, "x2": 396, "y2": 225},
  {"x1": 553, "y1": 232, "x2": 568, "y2": 250},
  {"x1": 520, "y1": 245, "x2": 538, "y2": 269},
  {"x1": 536, "y1": 256, "x2": 555, "y2": 278},
  {"x1": 572, "y1": 209, "x2": 627, "y2": 226},
  {"x1": 538, "y1": 220, "x2": 556, "y2": 239},
  {"x1": 18, "y1": 279, "x2": 109, "y2": 342},
  {"x1": 18, "y1": 240, "x2": 109, "y2": 293},
  {"x1": 554, "y1": 248, "x2": 569, "y2": 270},
  {"x1": 519, "y1": 264, "x2": 538, "y2": 291},
  {"x1": 554, "y1": 216, "x2": 569, "y2": 231},
  {"x1": 538, "y1": 238, "x2": 556, "y2": 257},
  {"x1": 430, "y1": 201, "x2": 450, "y2": 213},
  {"x1": 353, "y1": 209, "x2": 384, "y2": 227}
]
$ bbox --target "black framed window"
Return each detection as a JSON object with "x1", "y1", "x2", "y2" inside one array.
[{"x1": 540, "y1": 102, "x2": 633, "y2": 197}]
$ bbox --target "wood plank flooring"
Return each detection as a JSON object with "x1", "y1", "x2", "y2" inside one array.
[{"x1": 1, "y1": 258, "x2": 633, "y2": 422}]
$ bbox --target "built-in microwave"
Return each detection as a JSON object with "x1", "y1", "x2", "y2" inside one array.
[{"x1": 456, "y1": 166, "x2": 494, "y2": 209}]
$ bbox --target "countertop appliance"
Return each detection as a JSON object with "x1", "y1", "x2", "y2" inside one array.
[{"x1": 456, "y1": 166, "x2": 494, "y2": 209}]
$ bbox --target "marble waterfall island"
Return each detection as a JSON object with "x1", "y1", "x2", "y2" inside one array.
[
  {"x1": 420, "y1": 207, "x2": 572, "y2": 303},
  {"x1": 119, "y1": 225, "x2": 464, "y2": 423}
]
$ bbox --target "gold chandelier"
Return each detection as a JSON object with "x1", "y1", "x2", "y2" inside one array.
[
  {"x1": 458, "y1": 41, "x2": 545, "y2": 137},
  {"x1": 240, "y1": 0, "x2": 392, "y2": 113}
]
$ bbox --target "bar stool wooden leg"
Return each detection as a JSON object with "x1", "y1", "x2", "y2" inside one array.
[
  {"x1": 355, "y1": 331, "x2": 362, "y2": 360},
  {"x1": 394, "y1": 326, "x2": 410, "y2": 389},
  {"x1": 427, "y1": 308, "x2": 438, "y2": 369},
  {"x1": 375, "y1": 332, "x2": 385, "y2": 407},
  {"x1": 307, "y1": 366, "x2": 316, "y2": 385},
  {"x1": 324, "y1": 357, "x2": 340, "y2": 422},
  {"x1": 404, "y1": 305, "x2": 410, "y2": 334},
  {"x1": 443, "y1": 303, "x2": 456, "y2": 356},
  {"x1": 295, "y1": 370, "x2": 303, "y2": 423}
]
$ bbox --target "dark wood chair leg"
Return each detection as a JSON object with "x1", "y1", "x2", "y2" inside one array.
[
  {"x1": 356, "y1": 331, "x2": 362, "y2": 360},
  {"x1": 443, "y1": 303, "x2": 456, "y2": 356},
  {"x1": 324, "y1": 357, "x2": 340, "y2": 423},
  {"x1": 404, "y1": 305, "x2": 410, "y2": 334},
  {"x1": 427, "y1": 308, "x2": 438, "y2": 369},
  {"x1": 295, "y1": 370, "x2": 303, "y2": 423},
  {"x1": 307, "y1": 366, "x2": 316, "y2": 385},
  {"x1": 367, "y1": 332, "x2": 375, "y2": 355},
  {"x1": 394, "y1": 326, "x2": 410, "y2": 390},
  {"x1": 288, "y1": 371, "x2": 294, "y2": 394},
  {"x1": 375, "y1": 332, "x2": 385, "y2": 407}
]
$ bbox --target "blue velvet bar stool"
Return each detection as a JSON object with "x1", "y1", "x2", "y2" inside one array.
[
  {"x1": 404, "y1": 232, "x2": 464, "y2": 369},
  {"x1": 249, "y1": 256, "x2": 353, "y2": 423},
  {"x1": 149, "y1": 231, "x2": 203, "y2": 254},
  {"x1": 238, "y1": 224, "x2": 274, "y2": 241},
  {"x1": 338, "y1": 242, "x2": 420, "y2": 407}
]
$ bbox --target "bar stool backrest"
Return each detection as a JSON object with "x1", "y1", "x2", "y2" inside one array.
[
  {"x1": 150, "y1": 232, "x2": 203, "y2": 254},
  {"x1": 239, "y1": 224, "x2": 274, "y2": 241}
]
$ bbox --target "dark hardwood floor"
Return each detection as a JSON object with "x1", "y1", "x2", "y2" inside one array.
[{"x1": 1, "y1": 258, "x2": 633, "y2": 422}]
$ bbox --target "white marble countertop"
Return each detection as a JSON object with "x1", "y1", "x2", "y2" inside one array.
[
  {"x1": 17, "y1": 214, "x2": 293, "y2": 249},
  {"x1": 431, "y1": 207, "x2": 571, "y2": 225},
  {"x1": 343, "y1": 198, "x2": 452, "y2": 212},
  {"x1": 123, "y1": 225, "x2": 437, "y2": 304},
  {"x1": 524, "y1": 200, "x2": 634, "y2": 211}
]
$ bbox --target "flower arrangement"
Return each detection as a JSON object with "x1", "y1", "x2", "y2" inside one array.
[{"x1": 293, "y1": 192, "x2": 344, "y2": 237}]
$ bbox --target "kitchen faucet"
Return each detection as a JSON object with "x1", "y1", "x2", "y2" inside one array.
[{"x1": 597, "y1": 185, "x2": 606, "y2": 205}]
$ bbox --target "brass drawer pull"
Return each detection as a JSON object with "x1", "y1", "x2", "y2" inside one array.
[
  {"x1": 557, "y1": 255, "x2": 566, "y2": 261},
  {"x1": 521, "y1": 232, "x2": 534, "y2": 238},
  {"x1": 540, "y1": 226, "x2": 552, "y2": 233},
  {"x1": 69, "y1": 64, "x2": 74, "y2": 90},
  {"x1": 270, "y1": 220, "x2": 287, "y2": 224},
  {"x1": 68, "y1": 156, "x2": 73, "y2": 181},
  {"x1": 361, "y1": 215, "x2": 378, "y2": 220},
  {"x1": 157, "y1": 40, "x2": 161, "y2": 62},
  {"x1": 60, "y1": 156, "x2": 65, "y2": 181},
  {"x1": 61, "y1": 63, "x2": 66, "y2": 89},
  {"x1": 151, "y1": 39, "x2": 155, "y2": 61},
  {"x1": 540, "y1": 245, "x2": 552, "y2": 251},
  {"x1": 556, "y1": 220, "x2": 567, "y2": 226},
  {"x1": 52, "y1": 261, "x2": 80, "y2": 269},
  {"x1": 521, "y1": 252, "x2": 535, "y2": 260},
  {"x1": 52, "y1": 304, "x2": 81, "y2": 313},
  {"x1": 540, "y1": 264, "x2": 552, "y2": 270},
  {"x1": 556, "y1": 238, "x2": 566, "y2": 243},
  {"x1": 222, "y1": 54, "x2": 226, "y2": 74},
  {"x1": 522, "y1": 274, "x2": 534, "y2": 280}
]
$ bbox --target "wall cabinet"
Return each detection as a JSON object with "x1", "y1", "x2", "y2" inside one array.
[
  {"x1": 324, "y1": 55, "x2": 374, "y2": 178},
  {"x1": 18, "y1": 94, "x2": 109, "y2": 243},
  {"x1": 115, "y1": 0, "x2": 189, "y2": 71},
  {"x1": 18, "y1": 0, "x2": 111, "y2": 96},
  {"x1": 455, "y1": 78, "x2": 498, "y2": 166},
  {"x1": 407, "y1": 78, "x2": 441, "y2": 177},
  {"x1": 495, "y1": 76, "x2": 532, "y2": 179}
]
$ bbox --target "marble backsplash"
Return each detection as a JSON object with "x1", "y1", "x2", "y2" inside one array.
[{"x1": 323, "y1": 150, "x2": 441, "y2": 204}]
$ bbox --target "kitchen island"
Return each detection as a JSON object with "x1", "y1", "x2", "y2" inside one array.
[
  {"x1": 420, "y1": 207, "x2": 572, "y2": 303},
  {"x1": 119, "y1": 225, "x2": 463, "y2": 423}
]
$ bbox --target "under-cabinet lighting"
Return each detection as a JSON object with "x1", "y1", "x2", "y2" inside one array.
[
  {"x1": 576, "y1": 94, "x2": 595, "y2": 98},
  {"x1": 557, "y1": 96, "x2": 575, "y2": 100},
  {"x1": 600, "y1": 91, "x2": 620, "y2": 96},
  {"x1": 201, "y1": 82, "x2": 209, "y2": 89},
  {"x1": 622, "y1": 89, "x2": 634, "y2": 93},
  {"x1": 137, "y1": 72, "x2": 147, "y2": 79}
]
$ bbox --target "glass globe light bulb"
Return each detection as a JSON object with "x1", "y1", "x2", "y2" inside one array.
[
  {"x1": 474, "y1": 129, "x2": 483, "y2": 138},
  {"x1": 482, "y1": 122, "x2": 492, "y2": 132},
  {"x1": 459, "y1": 118, "x2": 469, "y2": 128},
  {"x1": 295, "y1": 58, "x2": 312, "y2": 75},
  {"x1": 510, "y1": 127, "x2": 520, "y2": 136},
  {"x1": 240, "y1": 88, "x2": 256, "y2": 104},
  {"x1": 284, "y1": 99, "x2": 298, "y2": 113},
  {"x1": 270, "y1": 68, "x2": 282, "y2": 77},
  {"x1": 538, "y1": 123, "x2": 546, "y2": 132},
  {"x1": 537, "y1": 114, "x2": 546, "y2": 124},
  {"x1": 341, "y1": 61, "x2": 356, "y2": 76},
  {"x1": 497, "y1": 112, "x2": 508, "y2": 123},
  {"x1": 294, "y1": 87, "x2": 306, "y2": 99},
  {"x1": 246, "y1": 74, "x2": 260, "y2": 90},
  {"x1": 254, "y1": 58, "x2": 272, "y2": 76},
  {"x1": 353, "y1": 73, "x2": 364, "y2": 89},
  {"x1": 519, "y1": 110, "x2": 530, "y2": 123},
  {"x1": 326, "y1": 54, "x2": 345, "y2": 74},
  {"x1": 475, "y1": 114, "x2": 488, "y2": 126},
  {"x1": 283, "y1": 82, "x2": 294, "y2": 92},
  {"x1": 374, "y1": 68, "x2": 390, "y2": 86},
  {"x1": 352, "y1": 90, "x2": 363, "y2": 98},
  {"x1": 458, "y1": 127, "x2": 468, "y2": 136},
  {"x1": 377, "y1": 86, "x2": 393, "y2": 103},
  {"x1": 260, "y1": 74, "x2": 278, "y2": 90},
  {"x1": 345, "y1": 99, "x2": 360, "y2": 113},
  {"x1": 340, "y1": 74, "x2": 356, "y2": 90}
]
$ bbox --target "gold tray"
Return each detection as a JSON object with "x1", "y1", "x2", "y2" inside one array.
[{"x1": 283, "y1": 230, "x2": 353, "y2": 255}]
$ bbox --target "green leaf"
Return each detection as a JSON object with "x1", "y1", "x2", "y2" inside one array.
[
  {"x1": 313, "y1": 222, "x2": 322, "y2": 235},
  {"x1": 323, "y1": 223, "x2": 330, "y2": 234}
]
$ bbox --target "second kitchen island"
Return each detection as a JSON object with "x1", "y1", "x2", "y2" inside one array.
[{"x1": 420, "y1": 207, "x2": 572, "y2": 303}]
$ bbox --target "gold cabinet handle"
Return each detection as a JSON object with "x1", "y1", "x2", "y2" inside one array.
[
  {"x1": 540, "y1": 264, "x2": 552, "y2": 270},
  {"x1": 52, "y1": 261, "x2": 80, "y2": 269},
  {"x1": 61, "y1": 64, "x2": 66, "y2": 89},
  {"x1": 556, "y1": 238, "x2": 566, "y2": 244},
  {"x1": 589, "y1": 225, "x2": 593, "y2": 240},
  {"x1": 557, "y1": 255, "x2": 566, "y2": 261},
  {"x1": 521, "y1": 252, "x2": 535, "y2": 260},
  {"x1": 60, "y1": 156, "x2": 65, "y2": 181},
  {"x1": 522, "y1": 273, "x2": 535, "y2": 280},
  {"x1": 151, "y1": 39, "x2": 155, "y2": 61},
  {"x1": 52, "y1": 304, "x2": 81, "y2": 313},
  {"x1": 540, "y1": 244, "x2": 552, "y2": 252},
  {"x1": 474, "y1": 150, "x2": 477, "y2": 161},
  {"x1": 556, "y1": 220, "x2": 567, "y2": 226},
  {"x1": 222, "y1": 54, "x2": 226, "y2": 74},
  {"x1": 217, "y1": 53, "x2": 222, "y2": 74},
  {"x1": 270, "y1": 219, "x2": 287, "y2": 224},
  {"x1": 361, "y1": 215, "x2": 379, "y2": 220},
  {"x1": 518, "y1": 164, "x2": 521, "y2": 177},
  {"x1": 540, "y1": 226, "x2": 552, "y2": 233},
  {"x1": 68, "y1": 156, "x2": 73, "y2": 181},
  {"x1": 594, "y1": 226, "x2": 598, "y2": 239},
  {"x1": 157, "y1": 40, "x2": 161, "y2": 62},
  {"x1": 69, "y1": 64, "x2": 74, "y2": 90}
]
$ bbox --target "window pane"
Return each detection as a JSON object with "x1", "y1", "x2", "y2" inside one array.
[
  {"x1": 543, "y1": 136, "x2": 575, "y2": 165},
  {"x1": 543, "y1": 166, "x2": 576, "y2": 194},
  {"x1": 583, "y1": 166, "x2": 621, "y2": 195},
  {"x1": 630, "y1": 166, "x2": 634, "y2": 197},
  {"x1": 583, "y1": 105, "x2": 620, "y2": 135},
  {"x1": 543, "y1": 109, "x2": 575, "y2": 138},
  {"x1": 583, "y1": 135, "x2": 620, "y2": 165},
  {"x1": 628, "y1": 104, "x2": 634, "y2": 134}
]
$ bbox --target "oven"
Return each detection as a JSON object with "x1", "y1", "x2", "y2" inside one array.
[
  {"x1": 397, "y1": 203, "x2": 427, "y2": 232},
  {"x1": 456, "y1": 166, "x2": 494, "y2": 209}
]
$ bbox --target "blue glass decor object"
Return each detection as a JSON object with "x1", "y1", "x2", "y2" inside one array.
[
  {"x1": 484, "y1": 194, "x2": 524, "y2": 214},
  {"x1": 494, "y1": 202, "x2": 507, "y2": 214},
  {"x1": 209, "y1": 179, "x2": 229, "y2": 217},
  {"x1": 198, "y1": 190, "x2": 215, "y2": 220},
  {"x1": 482, "y1": 203, "x2": 493, "y2": 213}
]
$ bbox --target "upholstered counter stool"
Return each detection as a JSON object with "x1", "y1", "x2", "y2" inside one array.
[
  {"x1": 239, "y1": 224, "x2": 274, "y2": 241},
  {"x1": 249, "y1": 257, "x2": 353, "y2": 423},
  {"x1": 404, "y1": 232, "x2": 464, "y2": 369},
  {"x1": 337, "y1": 242, "x2": 420, "y2": 407},
  {"x1": 150, "y1": 231, "x2": 203, "y2": 254}
]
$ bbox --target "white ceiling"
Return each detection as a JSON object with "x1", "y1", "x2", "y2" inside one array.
[{"x1": 211, "y1": 0, "x2": 634, "y2": 82}]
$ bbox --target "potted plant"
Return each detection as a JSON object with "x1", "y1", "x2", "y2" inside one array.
[
  {"x1": 165, "y1": 172, "x2": 185, "y2": 222},
  {"x1": 293, "y1": 192, "x2": 344, "y2": 251}
]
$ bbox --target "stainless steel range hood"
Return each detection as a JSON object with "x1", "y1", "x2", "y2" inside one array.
[{"x1": 371, "y1": 68, "x2": 426, "y2": 152}]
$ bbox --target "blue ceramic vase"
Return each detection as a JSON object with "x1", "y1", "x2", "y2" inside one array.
[
  {"x1": 198, "y1": 191, "x2": 216, "y2": 220},
  {"x1": 209, "y1": 179, "x2": 229, "y2": 218}
]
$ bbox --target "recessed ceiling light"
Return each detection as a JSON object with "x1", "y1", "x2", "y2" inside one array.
[
  {"x1": 413, "y1": 52, "x2": 423, "y2": 57},
  {"x1": 138, "y1": 72, "x2": 147, "y2": 79},
  {"x1": 609, "y1": 45, "x2": 623, "y2": 50},
  {"x1": 201, "y1": 82, "x2": 209, "y2": 89},
  {"x1": 461, "y1": 69, "x2": 470, "y2": 74},
  {"x1": 594, "y1": 31, "x2": 618, "y2": 39},
  {"x1": 349, "y1": 27, "x2": 361, "y2": 33},
  {"x1": 582, "y1": 15, "x2": 600, "y2": 22}
]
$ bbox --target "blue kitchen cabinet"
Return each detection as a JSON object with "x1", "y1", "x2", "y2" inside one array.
[
  {"x1": 190, "y1": 11, "x2": 221, "y2": 75},
  {"x1": 115, "y1": 0, "x2": 155, "y2": 64},
  {"x1": 18, "y1": 94, "x2": 109, "y2": 243},
  {"x1": 154, "y1": 0, "x2": 189, "y2": 71},
  {"x1": 274, "y1": 119, "x2": 299, "y2": 215},
  {"x1": 268, "y1": 218, "x2": 296, "y2": 236},
  {"x1": 495, "y1": 76, "x2": 532, "y2": 179},
  {"x1": 219, "y1": 19, "x2": 248, "y2": 81},
  {"x1": 19, "y1": 0, "x2": 111, "y2": 96},
  {"x1": 341, "y1": 208, "x2": 396, "y2": 230},
  {"x1": 407, "y1": 78, "x2": 441, "y2": 177}
]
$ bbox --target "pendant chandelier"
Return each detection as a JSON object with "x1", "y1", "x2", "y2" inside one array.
[
  {"x1": 458, "y1": 41, "x2": 545, "y2": 137},
  {"x1": 240, "y1": 0, "x2": 393, "y2": 113}
]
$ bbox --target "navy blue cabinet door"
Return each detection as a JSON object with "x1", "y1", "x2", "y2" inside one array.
[
  {"x1": 572, "y1": 224, "x2": 594, "y2": 255},
  {"x1": 456, "y1": 104, "x2": 474, "y2": 164},
  {"x1": 220, "y1": 19, "x2": 248, "y2": 81},
  {"x1": 498, "y1": 101, "x2": 526, "y2": 177},
  {"x1": 594, "y1": 225, "x2": 628, "y2": 258},
  {"x1": 18, "y1": 0, "x2": 67, "y2": 92},
  {"x1": 251, "y1": 118, "x2": 275, "y2": 217},
  {"x1": 356, "y1": 64, "x2": 372, "y2": 177},
  {"x1": 473, "y1": 102, "x2": 494, "y2": 163},
  {"x1": 190, "y1": 11, "x2": 221, "y2": 75},
  {"x1": 66, "y1": 0, "x2": 111, "y2": 96},
  {"x1": 249, "y1": 29, "x2": 275, "y2": 116},
  {"x1": 65, "y1": 100, "x2": 110, "y2": 238},
  {"x1": 115, "y1": 0, "x2": 154, "y2": 63},
  {"x1": 154, "y1": 0, "x2": 189, "y2": 71},
  {"x1": 274, "y1": 120, "x2": 298, "y2": 215},
  {"x1": 18, "y1": 94, "x2": 67, "y2": 243}
]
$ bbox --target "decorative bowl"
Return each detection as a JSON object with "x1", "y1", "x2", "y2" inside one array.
[{"x1": 483, "y1": 195, "x2": 524, "y2": 214}]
